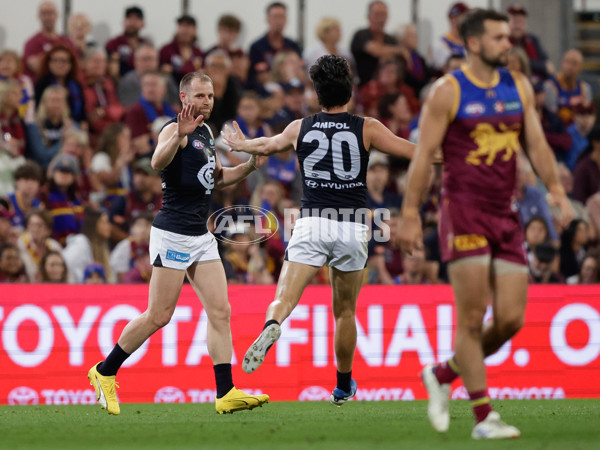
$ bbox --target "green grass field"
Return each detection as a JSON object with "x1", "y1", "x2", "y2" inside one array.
[{"x1": 1, "y1": 400, "x2": 599, "y2": 449}]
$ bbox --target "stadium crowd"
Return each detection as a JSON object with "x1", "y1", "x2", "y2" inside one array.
[{"x1": 1, "y1": 1, "x2": 599, "y2": 285}]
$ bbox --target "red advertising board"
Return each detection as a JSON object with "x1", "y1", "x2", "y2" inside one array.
[{"x1": 1, "y1": 284, "x2": 599, "y2": 405}]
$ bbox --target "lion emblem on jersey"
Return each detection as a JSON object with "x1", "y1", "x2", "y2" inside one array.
[
  {"x1": 466, "y1": 123, "x2": 521, "y2": 166},
  {"x1": 197, "y1": 155, "x2": 216, "y2": 194}
]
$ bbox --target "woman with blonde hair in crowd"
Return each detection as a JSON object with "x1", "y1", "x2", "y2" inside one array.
[
  {"x1": 0, "y1": 50, "x2": 35, "y2": 123},
  {"x1": 506, "y1": 46, "x2": 532, "y2": 78},
  {"x1": 303, "y1": 17, "x2": 354, "y2": 71},
  {"x1": 27, "y1": 85, "x2": 73, "y2": 168},
  {"x1": 17, "y1": 209, "x2": 63, "y2": 282},
  {"x1": 0, "y1": 80, "x2": 27, "y2": 196},
  {"x1": 62, "y1": 207, "x2": 113, "y2": 283}
]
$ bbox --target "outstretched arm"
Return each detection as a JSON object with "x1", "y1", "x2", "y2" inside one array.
[
  {"x1": 221, "y1": 119, "x2": 302, "y2": 156},
  {"x1": 397, "y1": 77, "x2": 454, "y2": 254},
  {"x1": 151, "y1": 103, "x2": 203, "y2": 171},
  {"x1": 363, "y1": 117, "x2": 415, "y2": 159},
  {"x1": 213, "y1": 153, "x2": 267, "y2": 189},
  {"x1": 518, "y1": 72, "x2": 574, "y2": 228}
]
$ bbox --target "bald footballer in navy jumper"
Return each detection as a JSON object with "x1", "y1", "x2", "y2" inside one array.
[
  {"x1": 222, "y1": 54, "x2": 415, "y2": 406},
  {"x1": 88, "y1": 72, "x2": 270, "y2": 415}
]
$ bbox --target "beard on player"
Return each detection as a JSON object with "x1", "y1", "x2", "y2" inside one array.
[{"x1": 480, "y1": 47, "x2": 509, "y2": 68}]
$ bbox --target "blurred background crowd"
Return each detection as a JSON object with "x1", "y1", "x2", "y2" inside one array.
[{"x1": 1, "y1": 1, "x2": 599, "y2": 285}]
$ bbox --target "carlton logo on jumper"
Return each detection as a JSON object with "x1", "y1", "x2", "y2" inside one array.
[
  {"x1": 192, "y1": 140, "x2": 204, "y2": 150},
  {"x1": 166, "y1": 250, "x2": 191, "y2": 262},
  {"x1": 209, "y1": 205, "x2": 279, "y2": 245},
  {"x1": 197, "y1": 155, "x2": 216, "y2": 194}
]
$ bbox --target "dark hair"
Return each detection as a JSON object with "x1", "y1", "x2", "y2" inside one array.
[
  {"x1": 267, "y1": 2, "x2": 286, "y2": 14},
  {"x1": 125, "y1": 6, "x2": 144, "y2": 19},
  {"x1": 459, "y1": 8, "x2": 509, "y2": 46},
  {"x1": 0, "y1": 242, "x2": 18, "y2": 259},
  {"x1": 14, "y1": 161, "x2": 43, "y2": 183},
  {"x1": 218, "y1": 14, "x2": 241, "y2": 32},
  {"x1": 40, "y1": 250, "x2": 67, "y2": 282},
  {"x1": 96, "y1": 123, "x2": 128, "y2": 165},
  {"x1": 309, "y1": 55, "x2": 353, "y2": 109},
  {"x1": 377, "y1": 93, "x2": 403, "y2": 120}
]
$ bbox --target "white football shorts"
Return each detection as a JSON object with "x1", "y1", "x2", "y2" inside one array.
[
  {"x1": 149, "y1": 226, "x2": 220, "y2": 270},
  {"x1": 285, "y1": 216, "x2": 368, "y2": 272}
]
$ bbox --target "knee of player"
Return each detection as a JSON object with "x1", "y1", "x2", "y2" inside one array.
[
  {"x1": 148, "y1": 309, "x2": 175, "y2": 329},
  {"x1": 496, "y1": 315, "x2": 524, "y2": 337},
  {"x1": 458, "y1": 308, "x2": 487, "y2": 329},
  {"x1": 206, "y1": 300, "x2": 231, "y2": 323}
]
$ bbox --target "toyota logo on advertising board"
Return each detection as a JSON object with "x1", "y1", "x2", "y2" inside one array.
[
  {"x1": 298, "y1": 386, "x2": 330, "y2": 401},
  {"x1": 154, "y1": 386, "x2": 186, "y2": 403},
  {"x1": 8, "y1": 386, "x2": 39, "y2": 405}
]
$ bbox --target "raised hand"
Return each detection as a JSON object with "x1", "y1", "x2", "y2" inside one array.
[
  {"x1": 177, "y1": 103, "x2": 204, "y2": 137},
  {"x1": 221, "y1": 120, "x2": 247, "y2": 151}
]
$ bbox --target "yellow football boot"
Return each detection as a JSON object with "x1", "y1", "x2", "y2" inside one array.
[
  {"x1": 88, "y1": 362, "x2": 120, "y2": 415},
  {"x1": 215, "y1": 387, "x2": 269, "y2": 414}
]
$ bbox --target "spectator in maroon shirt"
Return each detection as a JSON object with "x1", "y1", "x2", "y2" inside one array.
[
  {"x1": 205, "y1": 14, "x2": 249, "y2": 87},
  {"x1": 82, "y1": 48, "x2": 124, "y2": 141},
  {"x1": 160, "y1": 15, "x2": 203, "y2": 85},
  {"x1": 507, "y1": 4, "x2": 553, "y2": 79},
  {"x1": 23, "y1": 1, "x2": 75, "y2": 79},
  {"x1": 105, "y1": 6, "x2": 152, "y2": 79},
  {"x1": 377, "y1": 92, "x2": 413, "y2": 140},
  {"x1": 124, "y1": 71, "x2": 176, "y2": 158}
]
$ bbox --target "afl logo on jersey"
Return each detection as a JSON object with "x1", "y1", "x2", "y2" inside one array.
[
  {"x1": 465, "y1": 102, "x2": 485, "y2": 116},
  {"x1": 192, "y1": 139, "x2": 204, "y2": 150}
]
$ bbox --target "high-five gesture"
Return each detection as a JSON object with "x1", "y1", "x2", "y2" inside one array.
[
  {"x1": 178, "y1": 103, "x2": 204, "y2": 137},
  {"x1": 221, "y1": 120, "x2": 250, "y2": 153}
]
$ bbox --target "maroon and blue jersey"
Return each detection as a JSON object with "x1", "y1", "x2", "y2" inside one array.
[{"x1": 441, "y1": 67, "x2": 527, "y2": 213}]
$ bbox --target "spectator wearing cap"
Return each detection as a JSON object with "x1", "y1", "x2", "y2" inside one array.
[
  {"x1": 248, "y1": 2, "x2": 302, "y2": 86},
  {"x1": 117, "y1": 45, "x2": 180, "y2": 109},
  {"x1": 41, "y1": 153, "x2": 83, "y2": 245},
  {"x1": 82, "y1": 48, "x2": 125, "y2": 141},
  {"x1": 17, "y1": 209, "x2": 62, "y2": 282},
  {"x1": 105, "y1": 6, "x2": 152, "y2": 78},
  {"x1": 431, "y1": 2, "x2": 468, "y2": 71},
  {"x1": 507, "y1": 4, "x2": 553, "y2": 80},
  {"x1": 22, "y1": 2, "x2": 76, "y2": 79},
  {"x1": 109, "y1": 212, "x2": 152, "y2": 282},
  {"x1": 565, "y1": 103, "x2": 596, "y2": 171},
  {"x1": 350, "y1": 1, "x2": 403, "y2": 87},
  {"x1": 573, "y1": 126, "x2": 600, "y2": 204},
  {"x1": 0, "y1": 242, "x2": 27, "y2": 282},
  {"x1": 124, "y1": 70, "x2": 176, "y2": 158},
  {"x1": 63, "y1": 207, "x2": 112, "y2": 283},
  {"x1": 160, "y1": 15, "x2": 203, "y2": 85},
  {"x1": 90, "y1": 123, "x2": 135, "y2": 209},
  {"x1": 544, "y1": 49, "x2": 593, "y2": 127},
  {"x1": 530, "y1": 242, "x2": 563, "y2": 284},
  {"x1": 7, "y1": 161, "x2": 44, "y2": 231},
  {"x1": 109, "y1": 157, "x2": 162, "y2": 243},
  {"x1": 83, "y1": 263, "x2": 106, "y2": 284},
  {"x1": 205, "y1": 14, "x2": 249, "y2": 88}
]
